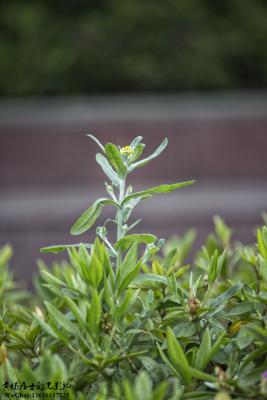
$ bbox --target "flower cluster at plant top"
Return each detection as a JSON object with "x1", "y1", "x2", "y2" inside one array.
[{"x1": 120, "y1": 145, "x2": 134, "y2": 157}]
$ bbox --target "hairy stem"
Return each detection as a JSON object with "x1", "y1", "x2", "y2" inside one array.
[{"x1": 116, "y1": 178, "x2": 126, "y2": 270}]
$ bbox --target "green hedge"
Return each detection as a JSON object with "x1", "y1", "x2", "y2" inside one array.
[{"x1": 1, "y1": 0, "x2": 267, "y2": 96}]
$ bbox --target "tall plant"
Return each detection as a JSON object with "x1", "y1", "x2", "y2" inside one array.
[
  {"x1": 3, "y1": 137, "x2": 267, "y2": 399},
  {"x1": 42, "y1": 135, "x2": 194, "y2": 287}
]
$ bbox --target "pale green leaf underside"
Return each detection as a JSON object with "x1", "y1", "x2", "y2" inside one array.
[
  {"x1": 40, "y1": 243, "x2": 92, "y2": 254},
  {"x1": 86, "y1": 134, "x2": 105, "y2": 152},
  {"x1": 130, "y1": 274, "x2": 168, "y2": 286},
  {"x1": 115, "y1": 234, "x2": 157, "y2": 251},
  {"x1": 129, "y1": 137, "x2": 168, "y2": 170},
  {"x1": 71, "y1": 198, "x2": 117, "y2": 235},
  {"x1": 96, "y1": 153, "x2": 120, "y2": 186}
]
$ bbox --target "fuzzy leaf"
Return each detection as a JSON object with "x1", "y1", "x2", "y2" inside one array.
[
  {"x1": 209, "y1": 283, "x2": 243, "y2": 307},
  {"x1": 105, "y1": 143, "x2": 127, "y2": 177},
  {"x1": 115, "y1": 234, "x2": 157, "y2": 251},
  {"x1": 117, "y1": 260, "x2": 142, "y2": 297},
  {"x1": 130, "y1": 274, "x2": 168, "y2": 286},
  {"x1": 88, "y1": 238, "x2": 104, "y2": 288},
  {"x1": 40, "y1": 243, "x2": 91, "y2": 253},
  {"x1": 130, "y1": 143, "x2": 145, "y2": 163},
  {"x1": 122, "y1": 181, "x2": 195, "y2": 206},
  {"x1": 45, "y1": 301, "x2": 82, "y2": 339},
  {"x1": 129, "y1": 138, "x2": 168, "y2": 170},
  {"x1": 166, "y1": 327, "x2": 191, "y2": 383},
  {"x1": 71, "y1": 198, "x2": 116, "y2": 235},
  {"x1": 88, "y1": 289, "x2": 102, "y2": 336},
  {"x1": 130, "y1": 136, "x2": 143, "y2": 148},
  {"x1": 86, "y1": 134, "x2": 105, "y2": 152},
  {"x1": 96, "y1": 153, "x2": 120, "y2": 186},
  {"x1": 195, "y1": 328, "x2": 211, "y2": 370}
]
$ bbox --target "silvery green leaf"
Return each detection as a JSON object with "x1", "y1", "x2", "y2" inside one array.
[
  {"x1": 88, "y1": 238, "x2": 104, "y2": 288},
  {"x1": 130, "y1": 136, "x2": 143, "y2": 148},
  {"x1": 105, "y1": 143, "x2": 127, "y2": 177},
  {"x1": 130, "y1": 273, "x2": 168, "y2": 286},
  {"x1": 96, "y1": 153, "x2": 120, "y2": 186},
  {"x1": 122, "y1": 181, "x2": 195, "y2": 205},
  {"x1": 71, "y1": 198, "x2": 117, "y2": 235},
  {"x1": 40, "y1": 243, "x2": 92, "y2": 253},
  {"x1": 129, "y1": 144, "x2": 145, "y2": 163},
  {"x1": 122, "y1": 195, "x2": 151, "y2": 222},
  {"x1": 209, "y1": 283, "x2": 243, "y2": 307},
  {"x1": 166, "y1": 327, "x2": 191, "y2": 384},
  {"x1": 129, "y1": 138, "x2": 168, "y2": 171},
  {"x1": 96, "y1": 226, "x2": 107, "y2": 240},
  {"x1": 115, "y1": 234, "x2": 157, "y2": 251},
  {"x1": 86, "y1": 134, "x2": 105, "y2": 152},
  {"x1": 128, "y1": 219, "x2": 142, "y2": 231}
]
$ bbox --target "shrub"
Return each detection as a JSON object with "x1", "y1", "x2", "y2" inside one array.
[
  {"x1": 1, "y1": 136, "x2": 267, "y2": 400},
  {"x1": 1, "y1": 1, "x2": 267, "y2": 95}
]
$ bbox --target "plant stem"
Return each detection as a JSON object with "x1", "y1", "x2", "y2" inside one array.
[
  {"x1": 116, "y1": 178, "x2": 126, "y2": 270},
  {"x1": 252, "y1": 264, "x2": 260, "y2": 294},
  {"x1": 117, "y1": 179, "x2": 125, "y2": 240}
]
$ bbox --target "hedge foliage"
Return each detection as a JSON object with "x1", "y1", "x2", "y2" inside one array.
[
  {"x1": 1, "y1": 136, "x2": 267, "y2": 399},
  {"x1": 0, "y1": 0, "x2": 267, "y2": 96}
]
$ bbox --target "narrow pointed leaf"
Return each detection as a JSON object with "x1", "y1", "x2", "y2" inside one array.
[
  {"x1": 166, "y1": 327, "x2": 191, "y2": 383},
  {"x1": 88, "y1": 238, "x2": 104, "y2": 288},
  {"x1": 195, "y1": 328, "x2": 211, "y2": 370},
  {"x1": 105, "y1": 143, "x2": 127, "y2": 177},
  {"x1": 129, "y1": 138, "x2": 168, "y2": 170},
  {"x1": 96, "y1": 153, "x2": 120, "y2": 186},
  {"x1": 45, "y1": 301, "x2": 82, "y2": 339},
  {"x1": 117, "y1": 242, "x2": 138, "y2": 284},
  {"x1": 209, "y1": 283, "x2": 243, "y2": 307},
  {"x1": 71, "y1": 198, "x2": 116, "y2": 235},
  {"x1": 115, "y1": 234, "x2": 157, "y2": 251},
  {"x1": 34, "y1": 314, "x2": 62, "y2": 341},
  {"x1": 130, "y1": 274, "x2": 168, "y2": 286},
  {"x1": 130, "y1": 143, "x2": 145, "y2": 163},
  {"x1": 130, "y1": 136, "x2": 143, "y2": 148},
  {"x1": 122, "y1": 181, "x2": 195, "y2": 205},
  {"x1": 86, "y1": 134, "x2": 105, "y2": 152},
  {"x1": 117, "y1": 260, "x2": 142, "y2": 296},
  {"x1": 40, "y1": 243, "x2": 92, "y2": 253},
  {"x1": 187, "y1": 367, "x2": 217, "y2": 382}
]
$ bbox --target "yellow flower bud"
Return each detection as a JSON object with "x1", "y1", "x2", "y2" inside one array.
[{"x1": 120, "y1": 145, "x2": 134, "y2": 157}]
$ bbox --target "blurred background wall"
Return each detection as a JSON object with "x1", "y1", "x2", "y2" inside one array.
[{"x1": 0, "y1": 1, "x2": 267, "y2": 282}]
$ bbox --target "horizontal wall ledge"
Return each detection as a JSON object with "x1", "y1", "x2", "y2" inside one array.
[
  {"x1": 1, "y1": 181, "x2": 266, "y2": 231},
  {"x1": 0, "y1": 91, "x2": 267, "y2": 125}
]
